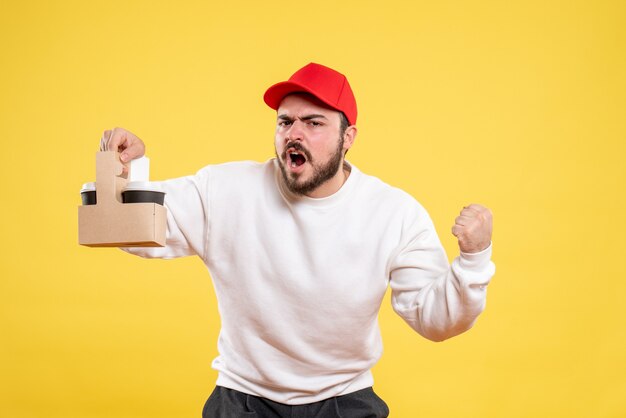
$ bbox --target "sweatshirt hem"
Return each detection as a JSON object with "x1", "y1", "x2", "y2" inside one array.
[{"x1": 215, "y1": 370, "x2": 374, "y2": 405}]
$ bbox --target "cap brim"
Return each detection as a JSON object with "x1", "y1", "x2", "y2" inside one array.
[{"x1": 263, "y1": 81, "x2": 339, "y2": 113}]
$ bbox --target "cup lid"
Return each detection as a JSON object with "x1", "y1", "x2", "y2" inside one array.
[
  {"x1": 123, "y1": 181, "x2": 163, "y2": 192},
  {"x1": 80, "y1": 182, "x2": 96, "y2": 192}
]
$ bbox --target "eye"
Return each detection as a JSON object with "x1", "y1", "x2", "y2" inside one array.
[
  {"x1": 278, "y1": 120, "x2": 292, "y2": 127},
  {"x1": 309, "y1": 121, "x2": 322, "y2": 127}
]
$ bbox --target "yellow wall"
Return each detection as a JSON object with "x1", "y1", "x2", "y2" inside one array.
[{"x1": 1, "y1": 1, "x2": 624, "y2": 417}]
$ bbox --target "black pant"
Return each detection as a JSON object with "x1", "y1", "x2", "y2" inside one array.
[{"x1": 202, "y1": 386, "x2": 389, "y2": 418}]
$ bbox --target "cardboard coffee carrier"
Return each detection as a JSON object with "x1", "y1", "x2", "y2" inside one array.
[{"x1": 78, "y1": 151, "x2": 167, "y2": 247}]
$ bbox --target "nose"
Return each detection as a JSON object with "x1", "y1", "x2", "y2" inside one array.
[{"x1": 285, "y1": 120, "x2": 304, "y2": 143}]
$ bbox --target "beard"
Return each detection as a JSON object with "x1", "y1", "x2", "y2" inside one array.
[{"x1": 276, "y1": 136, "x2": 345, "y2": 196}]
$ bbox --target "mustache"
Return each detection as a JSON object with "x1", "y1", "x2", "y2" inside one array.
[{"x1": 281, "y1": 141, "x2": 312, "y2": 161}]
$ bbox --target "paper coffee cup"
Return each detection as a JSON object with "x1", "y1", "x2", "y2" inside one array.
[
  {"x1": 122, "y1": 181, "x2": 165, "y2": 205},
  {"x1": 80, "y1": 182, "x2": 97, "y2": 205}
]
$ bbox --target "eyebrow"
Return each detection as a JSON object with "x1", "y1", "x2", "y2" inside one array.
[{"x1": 277, "y1": 114, "x2": 329, "y2": 121}]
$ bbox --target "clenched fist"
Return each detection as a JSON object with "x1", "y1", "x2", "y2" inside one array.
[{"x1": 451, "y1": 204, "x2": 493, "y2": 253}]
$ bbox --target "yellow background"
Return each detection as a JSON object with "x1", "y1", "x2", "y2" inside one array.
[{"x1": 1, "y1": 0, "x2": 625, "y2": 417}]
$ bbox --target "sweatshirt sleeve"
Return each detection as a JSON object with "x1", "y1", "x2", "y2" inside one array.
[
  {"x1": 388, "y1": 201, "x2": 495, "y2": 342},
  {"x1": 122, "y1": 166, "x2": 211, "y2": 260}
]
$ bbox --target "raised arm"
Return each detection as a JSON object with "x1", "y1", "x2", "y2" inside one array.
[
  {"x1": 389, "y1": 202, "x2": 495, "y2": 342},
  {"x1": 98, "y1": 127, "x2": 209, "y2": 260}
]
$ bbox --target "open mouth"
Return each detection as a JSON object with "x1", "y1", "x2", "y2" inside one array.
[{"x1": 287, "y1": 148, "x2": 307, "y2": 168}]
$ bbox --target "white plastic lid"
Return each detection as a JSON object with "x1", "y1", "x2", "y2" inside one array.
[
  {"x1": 80, "y1": 182, "x2": 96, "y2": 193},
  {"x1": 123, "y1": 181, "x2": 163, "y2": 192}
]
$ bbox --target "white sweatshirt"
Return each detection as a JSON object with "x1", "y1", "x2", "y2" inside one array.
[{"x1": 126, "y1": 159, "x2": 495, "y2": 404}]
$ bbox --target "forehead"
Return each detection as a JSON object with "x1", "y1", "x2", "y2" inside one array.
[{"x1": 277, "y1": 94, "x2": 340, "y2": 120}]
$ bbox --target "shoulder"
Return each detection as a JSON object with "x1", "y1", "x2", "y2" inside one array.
[
  {"x1": 189, "y1": 160, "x2": 280, "y2": 203},
  {"x1": 352, "y1": 166, "x2": 427, "y2": 215},
  {"x1": 353, "y1": 169, "x2": 441, "y2": 251},
  {"x1": 193, "y1": 159, "x2": 275, "y2": 184},
  {"x1": 196, "y1": 159, "x2": 271, "y2": 176}
]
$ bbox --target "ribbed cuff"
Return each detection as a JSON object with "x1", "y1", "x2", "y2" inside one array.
[{"x1": 459, "y1": 242, "x2": 493, "y2": 271}]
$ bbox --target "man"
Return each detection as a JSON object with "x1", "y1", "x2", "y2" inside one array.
[{"x1": 100, "y1": 63, "x2": 495, "y2": 418}]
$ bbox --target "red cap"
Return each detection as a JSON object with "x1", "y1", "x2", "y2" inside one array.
[{"x1": 263, "y1": 63, "x2": 357, "y2": 125}]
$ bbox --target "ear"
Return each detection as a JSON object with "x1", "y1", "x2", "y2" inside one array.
[{"x1": 342, "y1": 125, "x2": 358, "y2": 152}]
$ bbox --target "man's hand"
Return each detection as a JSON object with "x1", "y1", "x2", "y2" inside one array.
[
  {"x1": 451, "y1": 204, "x2": 493, "y2": 253},
  {"x1": 100, "y1": 127, "x2": 145, "y2": 163}
]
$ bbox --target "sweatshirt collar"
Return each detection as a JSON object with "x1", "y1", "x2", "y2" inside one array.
[{"x1": 274, "y1": 159, "x2": 359, "y2": 208}]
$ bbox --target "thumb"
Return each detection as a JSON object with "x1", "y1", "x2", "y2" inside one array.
[{"x1": 120, "y1": 140, "x2": 146, "y2": 162}]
